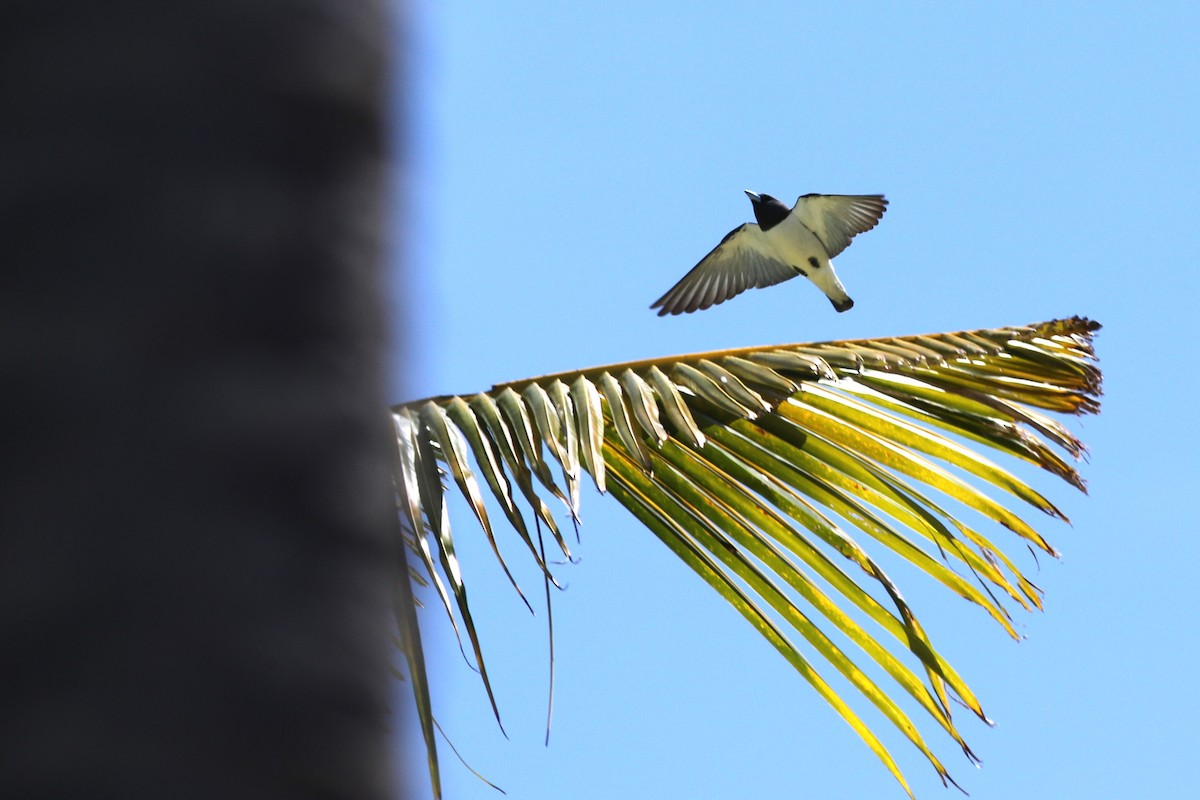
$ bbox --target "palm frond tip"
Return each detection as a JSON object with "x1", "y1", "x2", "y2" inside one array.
[{"x1": 392, "y1": 316, "x2": 1102, "y2": 799}]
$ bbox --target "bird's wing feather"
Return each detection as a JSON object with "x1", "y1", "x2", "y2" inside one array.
[
  {"x1": 791, "y1": 194, "x2": 888, "y2": 258},
  {"x1": 650, "y1": 224, "x2": 797, "y2": 315}
]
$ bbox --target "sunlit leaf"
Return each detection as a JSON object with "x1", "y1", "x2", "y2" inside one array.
[{"x1": 391, "y1": 317, "x2": 1102, "y2": 798}]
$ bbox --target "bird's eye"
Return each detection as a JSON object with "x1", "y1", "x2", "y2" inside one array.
[{"x1": 807, "y1": 257, "x2": 820, "y2": 269}]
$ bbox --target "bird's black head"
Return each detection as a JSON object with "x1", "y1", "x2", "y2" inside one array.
[{"x1": 744, "y1": 190, "x2": 790, "y2": 231}]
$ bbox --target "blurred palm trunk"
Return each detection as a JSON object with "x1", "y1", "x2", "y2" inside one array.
[{"x1": 0, "y1": 2, "x2": 404, "y2": 798}]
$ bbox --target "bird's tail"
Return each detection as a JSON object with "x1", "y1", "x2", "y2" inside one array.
[{"x1": 810, "y1": 263, "x2": 854, "y2": 313}]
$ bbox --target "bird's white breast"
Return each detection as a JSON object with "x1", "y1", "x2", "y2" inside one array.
[
  {"x1": 763, "y1": 213, "x2": 851, "y2": 304},
  {"x1": 762, "y1": 214, "x2": 829, "y2": 268}
]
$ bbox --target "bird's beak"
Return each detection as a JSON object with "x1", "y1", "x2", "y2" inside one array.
[{"x1": 743, "y1": 190, "x2": 760, "y2": 202}]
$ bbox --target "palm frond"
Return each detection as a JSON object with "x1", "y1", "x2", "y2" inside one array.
[{"x1": 392, "y1": 317, "x2": 1102, "y2": 798}]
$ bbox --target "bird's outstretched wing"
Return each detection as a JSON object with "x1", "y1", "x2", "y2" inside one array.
[
  {"x1": 650, "y1": 224, "x2": 798, "y2": 316},
  {"x1": 791, "y1": 194, "x2": 888, "y2": 258}
]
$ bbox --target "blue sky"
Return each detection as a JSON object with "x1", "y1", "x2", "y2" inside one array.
[{"x1": 394, "y1": 2, "x2": 1200, "y2": 798}]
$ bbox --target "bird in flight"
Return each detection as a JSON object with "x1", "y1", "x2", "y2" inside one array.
[{"x1": 650, "y1": 191, "x2": 887, "y2": 316}]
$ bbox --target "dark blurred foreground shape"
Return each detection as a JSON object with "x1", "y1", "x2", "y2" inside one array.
[{"x1": 0, "y1": 2, "x2": 403, "y2": 798}]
